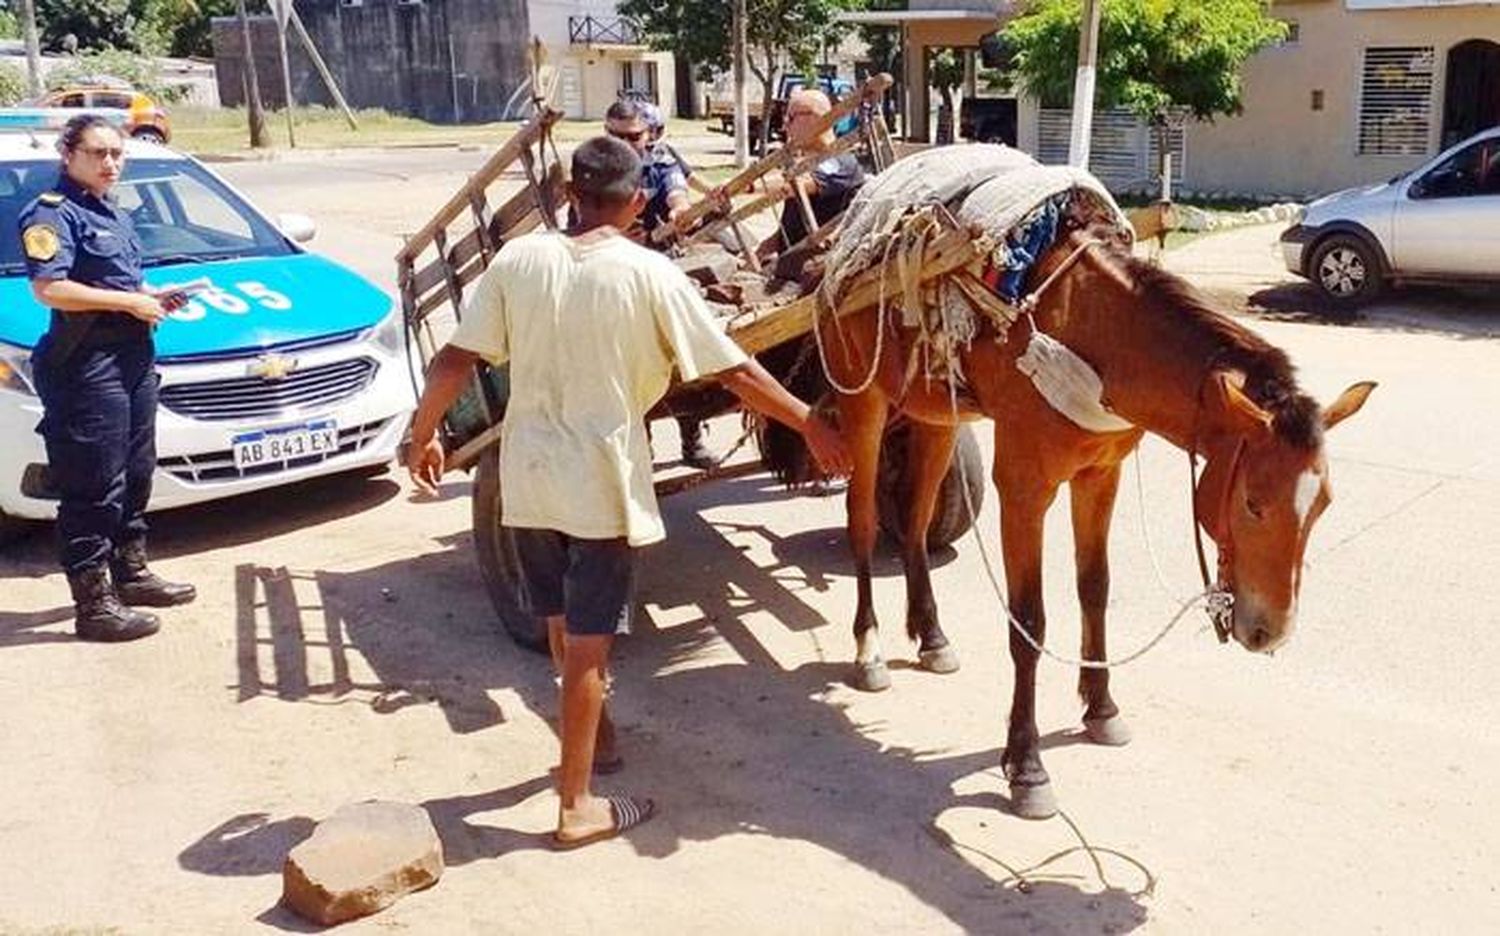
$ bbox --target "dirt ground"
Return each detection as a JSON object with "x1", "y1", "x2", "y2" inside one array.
[{"x1": 2, "y1": 150, "x2": 1498, "y2": 934}]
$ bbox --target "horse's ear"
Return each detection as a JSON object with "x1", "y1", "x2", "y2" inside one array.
[
  {"x1": 1208, "y1": 372, "x2": 1273, "y2": 434},
  {"x1": 1323, "y1": 381, "x2": 1377, "y2": 431}
]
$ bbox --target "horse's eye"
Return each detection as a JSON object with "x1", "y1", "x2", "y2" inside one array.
[{"x1": 1245, "y1": 497, "x2": 1264, "y2": 521}]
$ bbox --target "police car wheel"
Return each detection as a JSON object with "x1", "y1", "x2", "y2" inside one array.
[
  {"x1": 876, "y1": 423, "x2": 985, "y2": 551},
  {"x1": 471, "y1": 446, "x2": 549, "y2": 654}
]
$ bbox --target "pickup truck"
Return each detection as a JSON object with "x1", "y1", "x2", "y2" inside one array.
[{"x1": 708, "y1": 74, "x2": 857, "y2": 149}]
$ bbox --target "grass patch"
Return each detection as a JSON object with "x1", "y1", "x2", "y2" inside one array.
[{"x1": 171, "y1": 105, "x2": 718, "y2": 155}]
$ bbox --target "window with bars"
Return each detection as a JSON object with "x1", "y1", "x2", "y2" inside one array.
[
  {"x1": 1036, "y1": 108, "x2": 1185, "y2": 191},
  {"x1": 1358, "y1": 46, "x2": 1435, "y2": 156}
]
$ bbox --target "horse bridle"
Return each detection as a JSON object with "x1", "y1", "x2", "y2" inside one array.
[{"x1": 1189, "y1": 354, "x2": 1245, "y2": 644}]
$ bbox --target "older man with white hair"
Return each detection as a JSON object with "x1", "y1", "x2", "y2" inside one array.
[{"x1": 756, "y1": 87, "x2": 866, "y2": 266}]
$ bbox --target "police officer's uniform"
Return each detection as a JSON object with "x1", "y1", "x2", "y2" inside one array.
[{"x1": 20, "y1": 174, "x2": 194, "y2": 642}]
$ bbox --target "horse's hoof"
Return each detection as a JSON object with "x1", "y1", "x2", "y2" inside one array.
[
  {"x1": 1008, "y1": 782, "x2": 1058, "y2": 821},
  {"x1": 1083, "y1": 715, "x2": 1133, "y2": 747},
  {"x1": 850, "y1": 661, "x2": 892, "y2": 693},
  {"x1": 918, "y1": 645, "x2": 961, "y2": 675}
]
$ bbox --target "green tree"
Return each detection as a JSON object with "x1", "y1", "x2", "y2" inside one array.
[
  {"x1": 1000, "y1": 0, "x2": 1286, "y2": 187},
  {"x1": 47, "y1": 49, "x2": 188, "y2": 102},
  {"x1": 621, "y1": 0, "x2": 855, "y2": 149},
  {"x1": 36, "y1": 0, "x2": 135, "y2": 51},
  {"x1": 0, "y1": 59, "x2": 27, "y2": 104},
  {"x1": 166, "y1": 0, "x2": 237, "y2": 58}
]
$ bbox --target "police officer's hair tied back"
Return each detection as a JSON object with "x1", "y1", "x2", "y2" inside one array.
[
  {"x1": 57, "y1": 114, "x2": 122, "y2": 157},
  {"x1": 572, "y1": 136, "x2": 641, "y2": 206}
]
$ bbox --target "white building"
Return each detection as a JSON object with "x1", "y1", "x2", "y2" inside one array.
[{"x1": 529, "y1": 1, "x2": 678, "y2": 118}]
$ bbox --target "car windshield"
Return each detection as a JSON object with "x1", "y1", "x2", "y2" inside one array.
[{"x1": 0, "y1": 157, "x2": 293, "y2": 274}]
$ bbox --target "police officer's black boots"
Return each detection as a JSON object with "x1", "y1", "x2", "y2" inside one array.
[
  {"x1": 679, "y1": 418, "x2": 716, "y2": 470},
  {"x1": 68, "y1": 566, "x2": 160, "y2": 642},
  {"x1": 110, "y1": 540, "x2": 197, "y2": 607}
]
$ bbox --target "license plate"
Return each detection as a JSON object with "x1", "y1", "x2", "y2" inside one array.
[{"x1": 232, "y1": 420, "x2": 339, "y2": 470}]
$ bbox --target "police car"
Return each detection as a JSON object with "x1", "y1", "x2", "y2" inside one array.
[{"x1": 0, "y1": 122, "x2": 415, "y2": 541}]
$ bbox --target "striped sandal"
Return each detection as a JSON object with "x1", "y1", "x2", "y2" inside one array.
[{"x1": 551, "y1": 795, "x2": 656, "y2": 851}]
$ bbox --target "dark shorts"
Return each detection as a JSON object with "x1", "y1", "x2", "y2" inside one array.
[{"x1": 511, "y1": 528, "x2": 637, "y2": 637}]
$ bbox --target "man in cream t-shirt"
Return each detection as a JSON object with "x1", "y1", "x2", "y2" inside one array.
[{"x1": 406, "y1": 136, "x2": 849, "y2": 850}]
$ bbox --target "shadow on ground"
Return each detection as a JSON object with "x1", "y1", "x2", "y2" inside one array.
[
  {"x1": 181, "y1": 469, "x2": 1150, "y2": 932},
  {"x1": 0, "y1": 468, "x2": 407, "y2": 576},
  {"x1": 1235, "y1": 281, "x2": 1500, "y2": 340}
]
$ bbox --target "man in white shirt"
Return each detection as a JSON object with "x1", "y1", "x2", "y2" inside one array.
[{"x1": 406, "y1": 136, "x2": 849, "y2": 850}]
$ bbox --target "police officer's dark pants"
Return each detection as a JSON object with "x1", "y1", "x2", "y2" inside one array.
[{"x1": 34, "y1": 340, "x2": 156, "y2": 576}]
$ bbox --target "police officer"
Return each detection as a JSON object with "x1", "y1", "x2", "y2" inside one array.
[
  {"x1": 602, "y1": 100, "x2": 720, "y2": 469},
  {"x1": 20, "y1": 113, "x2": 195, "y2": 643}
]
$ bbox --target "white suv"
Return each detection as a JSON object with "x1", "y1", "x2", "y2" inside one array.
[{"x1": 1281, "y1": 127, "x2": 1500, "y2": 306}]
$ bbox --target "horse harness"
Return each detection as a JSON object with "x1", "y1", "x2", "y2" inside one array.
[{"x1": 1188, "y1": 350, "x2": 1247, "y2": 644}]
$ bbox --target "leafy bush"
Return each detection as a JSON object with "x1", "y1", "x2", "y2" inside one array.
[
  {"x1": 46, "y1": 50, "x2": 190, "y2": 104},
  {"x1": 36, "y1": 0, "x2": 135, "y2": 53},
  {"x1": 0, "y1": 60, "x2": 27, "y2": 106}
]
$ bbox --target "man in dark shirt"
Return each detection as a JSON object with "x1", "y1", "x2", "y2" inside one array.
[
  {"x1": 604, "y1": 100, "x2": 690, "y2": 242},
  {"x1": 756, "y1": 89, "x2": 865, "y2": 265}
]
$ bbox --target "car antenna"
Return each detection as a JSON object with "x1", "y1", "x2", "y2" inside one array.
[{"x1": 25, "y1": 129, "x2": 44, "y2": 150}]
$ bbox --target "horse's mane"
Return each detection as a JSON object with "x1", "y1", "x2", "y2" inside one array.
[{"x1": 1092, "y1": 236, "x2": 1324, "y2": 450}]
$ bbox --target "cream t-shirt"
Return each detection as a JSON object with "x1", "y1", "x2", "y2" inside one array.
[{"x1": 448, "y1": 229, "x2": 749, "y2": 546}]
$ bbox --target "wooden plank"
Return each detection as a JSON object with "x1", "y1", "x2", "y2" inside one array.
[
  {"x1": 652, "y1": 73, "x2": 892, "y2": 244},
  {"x1": 684, "y1": 130, "x2": 867, "y2": 249},
  {"x1": 724, "y1": 227, "x2": 991, "y2": 357},
  {"x1": 405, "y1": 171, "x2": 562, "y2": 318},
  {"x1": 411, "y1": 210, "x2": 547, "y2": 320},
  {"x1": 396, "y1": 107, "x2": 562, "y2": 264}
]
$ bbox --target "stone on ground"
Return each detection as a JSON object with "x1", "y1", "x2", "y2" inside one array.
[{"x1": 282, "y1": 801, "x2": 443, "y2": 925}]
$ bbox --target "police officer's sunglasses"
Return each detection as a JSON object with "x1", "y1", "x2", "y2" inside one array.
[
  {"x1": 607, "y1": 127, "x2": 648, "y2": 143},
  {"x1": 73, "y1": 145, "x2": 126, "y2": 161}
]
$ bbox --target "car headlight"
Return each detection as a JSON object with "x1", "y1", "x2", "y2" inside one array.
[
  {"x1": 0, "y1": 341, "x2": 37, "y2": 396},
  {"x1": 368, "y1": 307, "x2": 407, "y2": 357}
]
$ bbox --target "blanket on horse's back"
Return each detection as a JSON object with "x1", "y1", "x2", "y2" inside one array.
[
  {"x1": 821, "y1": 143, "x2": 1132, "y2": 314},
  {"x1": 818, "y1": 144, "x2": 1137, "y2": 434}
]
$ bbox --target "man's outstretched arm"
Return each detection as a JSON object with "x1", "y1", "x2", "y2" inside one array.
[
  {"x1": 715, "y1": 358, "x2": 852, "y2": 477},
  {"x1": 406, "y1": 344, "x2": 482, "y2": 493}
]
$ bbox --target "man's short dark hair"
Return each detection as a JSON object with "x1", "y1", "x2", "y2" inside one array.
[
  {"x1": 605, "y1": 100, "x2": 644, "y2": 124},
  {"x1": 571, "y1": 136, "x2": 641, "y2": 204}
]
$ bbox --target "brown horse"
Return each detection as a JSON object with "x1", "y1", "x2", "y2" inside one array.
[{"x1": 820, "y1": 222, "x2": 1375, "y2": 819}]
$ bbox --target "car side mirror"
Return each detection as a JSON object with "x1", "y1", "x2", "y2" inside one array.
[{"x1": 277, "y1": 212, "x2": 316, "y2": 243}]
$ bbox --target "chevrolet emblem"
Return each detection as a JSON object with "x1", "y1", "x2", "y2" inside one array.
[{"x1": 249, "y1": 353, "x2": 299, "y2": 381}]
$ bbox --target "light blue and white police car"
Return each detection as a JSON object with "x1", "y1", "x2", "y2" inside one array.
[{"x1": 0, "y1": 125, "x2": 415, "y2": 540}]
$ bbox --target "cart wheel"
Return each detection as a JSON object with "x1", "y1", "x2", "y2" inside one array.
[
  {"x1": 877, "y1": 423, "x2": 986, "y2": 551},
  {"x1": 472, "y1": 446, "x2": 549, "y2": 653}
]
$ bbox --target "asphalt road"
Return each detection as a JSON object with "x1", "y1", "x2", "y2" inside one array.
[{"x1": 2, "y1": 150, "x2": 1498, "y2": 934}]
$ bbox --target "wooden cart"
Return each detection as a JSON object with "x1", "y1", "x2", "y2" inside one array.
[{"x1": 396, "y1": 78, "x2": 987, "y2": 649}]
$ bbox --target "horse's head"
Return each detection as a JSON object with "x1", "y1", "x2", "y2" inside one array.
[{"x1": 1195, "y1": 375, "x2": 1376, "y2": 653}]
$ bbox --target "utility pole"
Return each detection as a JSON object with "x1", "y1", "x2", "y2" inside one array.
[
  {"x1": 288, "y1": 7, "x2": 358, "y2": 130},
  {"x1": 1067, "y1": 0, "x2": 1102, "y2": 168},
  {"x1": 235, "y1": 0, "x2": 270, "y2": 148},
  {"x1": 269, "y1": 0, "x2": 297, "y2": 147},
  {"x1": 732, "y1": 0, "x2": 749, "y2": 168},
  {"x1": 18, "y1": 0, "x2": 42, "y2": 98}
]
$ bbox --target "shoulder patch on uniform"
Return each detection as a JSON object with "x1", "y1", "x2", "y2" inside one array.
[
  {"x1": 22, "y1": 224, "x2": 60, "y2": 261},
  {"x1": 38, "y1": 192, "x2": 65, "y2": 206}
]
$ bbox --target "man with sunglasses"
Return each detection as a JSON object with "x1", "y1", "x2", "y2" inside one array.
[
  {"x1": 755, "y1": 88, "x2": 865, "y2": 272},
  {"x1": 604, "y1": 100, "x2": 692, "y2": 243}
]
